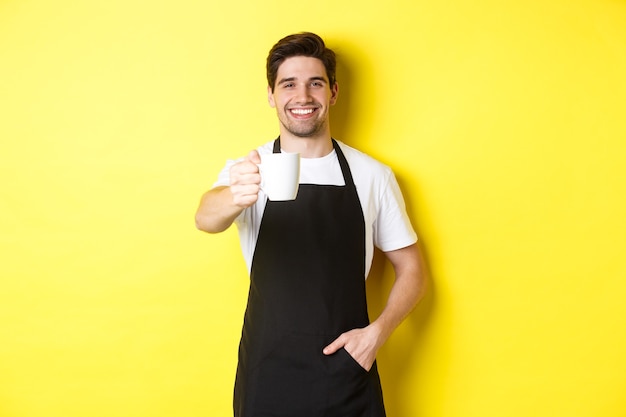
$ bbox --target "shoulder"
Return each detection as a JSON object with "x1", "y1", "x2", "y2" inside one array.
[
  {"x1": 335, "y1": 140, "x2": 393, "y2": 180},
  {"x1": 257, "y1": 139, "x2": 276, "y2": 154}
]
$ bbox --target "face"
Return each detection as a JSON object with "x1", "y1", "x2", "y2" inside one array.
[{"x1": 268, "y1": 56, "x2": 338, "y2": 139}]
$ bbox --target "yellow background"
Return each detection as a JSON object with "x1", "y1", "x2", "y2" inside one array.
[{"x1": 1, "y1": 0, "x2": 625, "y2": 416}]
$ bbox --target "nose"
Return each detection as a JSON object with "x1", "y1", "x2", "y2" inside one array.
[{"x1": 294, "y1": 84, "x2": 313, "y2": 103}]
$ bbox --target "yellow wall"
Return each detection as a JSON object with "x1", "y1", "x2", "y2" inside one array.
[{"x1": 1, "y1": 0, "x2": 625, "y2": 416}]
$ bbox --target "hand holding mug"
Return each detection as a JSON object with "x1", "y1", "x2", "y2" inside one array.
[
  {"x1": 229, "y1": 150, "x2": 262, "y2": 208},
  {"x1": 229, "y1": 150, "x2": 301, "y2": 206}
]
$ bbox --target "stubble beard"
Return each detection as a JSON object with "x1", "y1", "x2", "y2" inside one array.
[{"x1": 280, "y1": 111, "x2": 328, "y2": 138}]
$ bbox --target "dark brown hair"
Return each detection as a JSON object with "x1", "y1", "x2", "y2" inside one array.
[{"x1": 266, "y1": 32, "x2": 336, "y2": 92}]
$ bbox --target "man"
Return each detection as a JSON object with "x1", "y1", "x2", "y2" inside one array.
[{"x1": 196, "y1": 32, "x2": 425, "y2": 417}]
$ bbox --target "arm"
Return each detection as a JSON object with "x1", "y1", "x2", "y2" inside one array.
[
  {"x1": 195, "y1": 150, "x2": 262, "y2": 233},
  {"x1": 323, "y1": 243, "x2": 426, "y2": 370}
]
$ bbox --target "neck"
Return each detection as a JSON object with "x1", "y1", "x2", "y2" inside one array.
[{"x1": 279, "y1": 132, "x2": 334, "y2": 158}]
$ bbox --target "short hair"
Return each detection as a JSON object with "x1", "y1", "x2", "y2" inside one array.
[{"x1": 266, "y1": 32, "x2": 337, "y2": 92}]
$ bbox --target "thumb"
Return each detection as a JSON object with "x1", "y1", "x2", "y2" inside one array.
[
  {"x1": 246, "y1": 149, "x2": 261, "y2": 164},
  {"x1": 323, "y1": 335, "x2": 345, "y2": 356}
]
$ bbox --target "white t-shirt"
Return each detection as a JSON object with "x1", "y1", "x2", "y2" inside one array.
[{"x1": 214, "y1": 140, "x2": 417, "y2": 278}]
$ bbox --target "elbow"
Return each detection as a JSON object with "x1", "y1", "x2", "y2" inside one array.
[
  {"x1": 195, "y1": 213, "x2": 229, "y2": 234},
  {"x1": 195, "y1": 215, "x2": 210, "y2": 233},
  {"x1": 195, "y1": 214, "x2": 217, "y2": 234}
]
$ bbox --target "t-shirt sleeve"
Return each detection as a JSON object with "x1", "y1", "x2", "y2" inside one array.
[{"x1": 373, "y1": 170, "x2": 418, "y2": 252}]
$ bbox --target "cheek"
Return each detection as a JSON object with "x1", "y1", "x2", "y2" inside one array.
[{"x1": 272, "y1": 95, "x2": 288, "y2": 109}]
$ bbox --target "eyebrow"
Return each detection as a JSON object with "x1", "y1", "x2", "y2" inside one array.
[{"x1": 277, "y1": 76, "x2": 328, "y2": 85}]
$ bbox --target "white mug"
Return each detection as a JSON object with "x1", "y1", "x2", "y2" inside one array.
[{"x1": 258, "y1": 152, "x2": 300, "y2": 201}]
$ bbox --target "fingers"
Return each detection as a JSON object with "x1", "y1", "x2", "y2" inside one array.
[
  {"x1": 323, "y1": 329, "x2": 377, "y2": 371},
  {"x1": 229, "y1": 150, "x2": 262, "y2": 207},
  {"x1": 323, "y1": 335, "x2": 346, "y2": 356}
]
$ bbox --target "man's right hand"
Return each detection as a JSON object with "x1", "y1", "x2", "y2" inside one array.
[{"x1": 229, "y1": 150, "x2": 262, "y2": 208}]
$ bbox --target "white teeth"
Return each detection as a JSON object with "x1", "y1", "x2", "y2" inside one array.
[{"x1": 290, "y1": 108, "x2": 314, "y2": 115}]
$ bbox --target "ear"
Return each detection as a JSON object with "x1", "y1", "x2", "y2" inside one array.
[
  {"x1": 267, "y1": 85, "x2": 276, "y2": 108},
  {"x1": 329, "y1": 82, "x2": 339, "y2": 106}
]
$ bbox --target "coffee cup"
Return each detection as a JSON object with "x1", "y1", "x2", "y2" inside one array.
[{"x1": 258, "y1": 152, "x2": 300, "y2": 201}]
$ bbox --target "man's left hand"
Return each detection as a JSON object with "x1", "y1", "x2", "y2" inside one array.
[{"x1": 322, "y1": 325, "x2": 383, "y2": 372}]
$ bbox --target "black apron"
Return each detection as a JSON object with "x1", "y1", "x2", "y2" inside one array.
[{"x1": 234, "y1": 139, "x2": 386, "y2": 417}]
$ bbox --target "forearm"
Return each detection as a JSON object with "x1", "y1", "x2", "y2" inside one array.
[
  {"x1": 371, "y1": 244, "x2": 426, "y2": 344},
  {"x1": 322, "y1": 244, "x2": 426, "y2": 370},
  {"x1": 195, "y1": 186, "x2": 245, "y2": 233}
]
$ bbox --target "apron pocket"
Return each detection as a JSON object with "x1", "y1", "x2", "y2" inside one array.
[
  {"x1": 324, "y1": 347, "x2": 372, "y2": 415},
  {"x1": 338, "y1": 347, "x2": 369, "y2": 373},
  {"x1": 251, "y1": 333, "x2": 326, "y2": 415}
]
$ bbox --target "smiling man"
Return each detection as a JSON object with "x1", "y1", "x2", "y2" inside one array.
[
  {"x1": 269, "y1": 56, "x2": 337, "y2": 141},
  {"x1": 195, "y1": 32, "x2": 426, "y2": 417}
]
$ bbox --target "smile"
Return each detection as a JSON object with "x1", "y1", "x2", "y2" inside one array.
[{"x1": 289, "y1": 108, "x2": 316, "y2": 115}]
